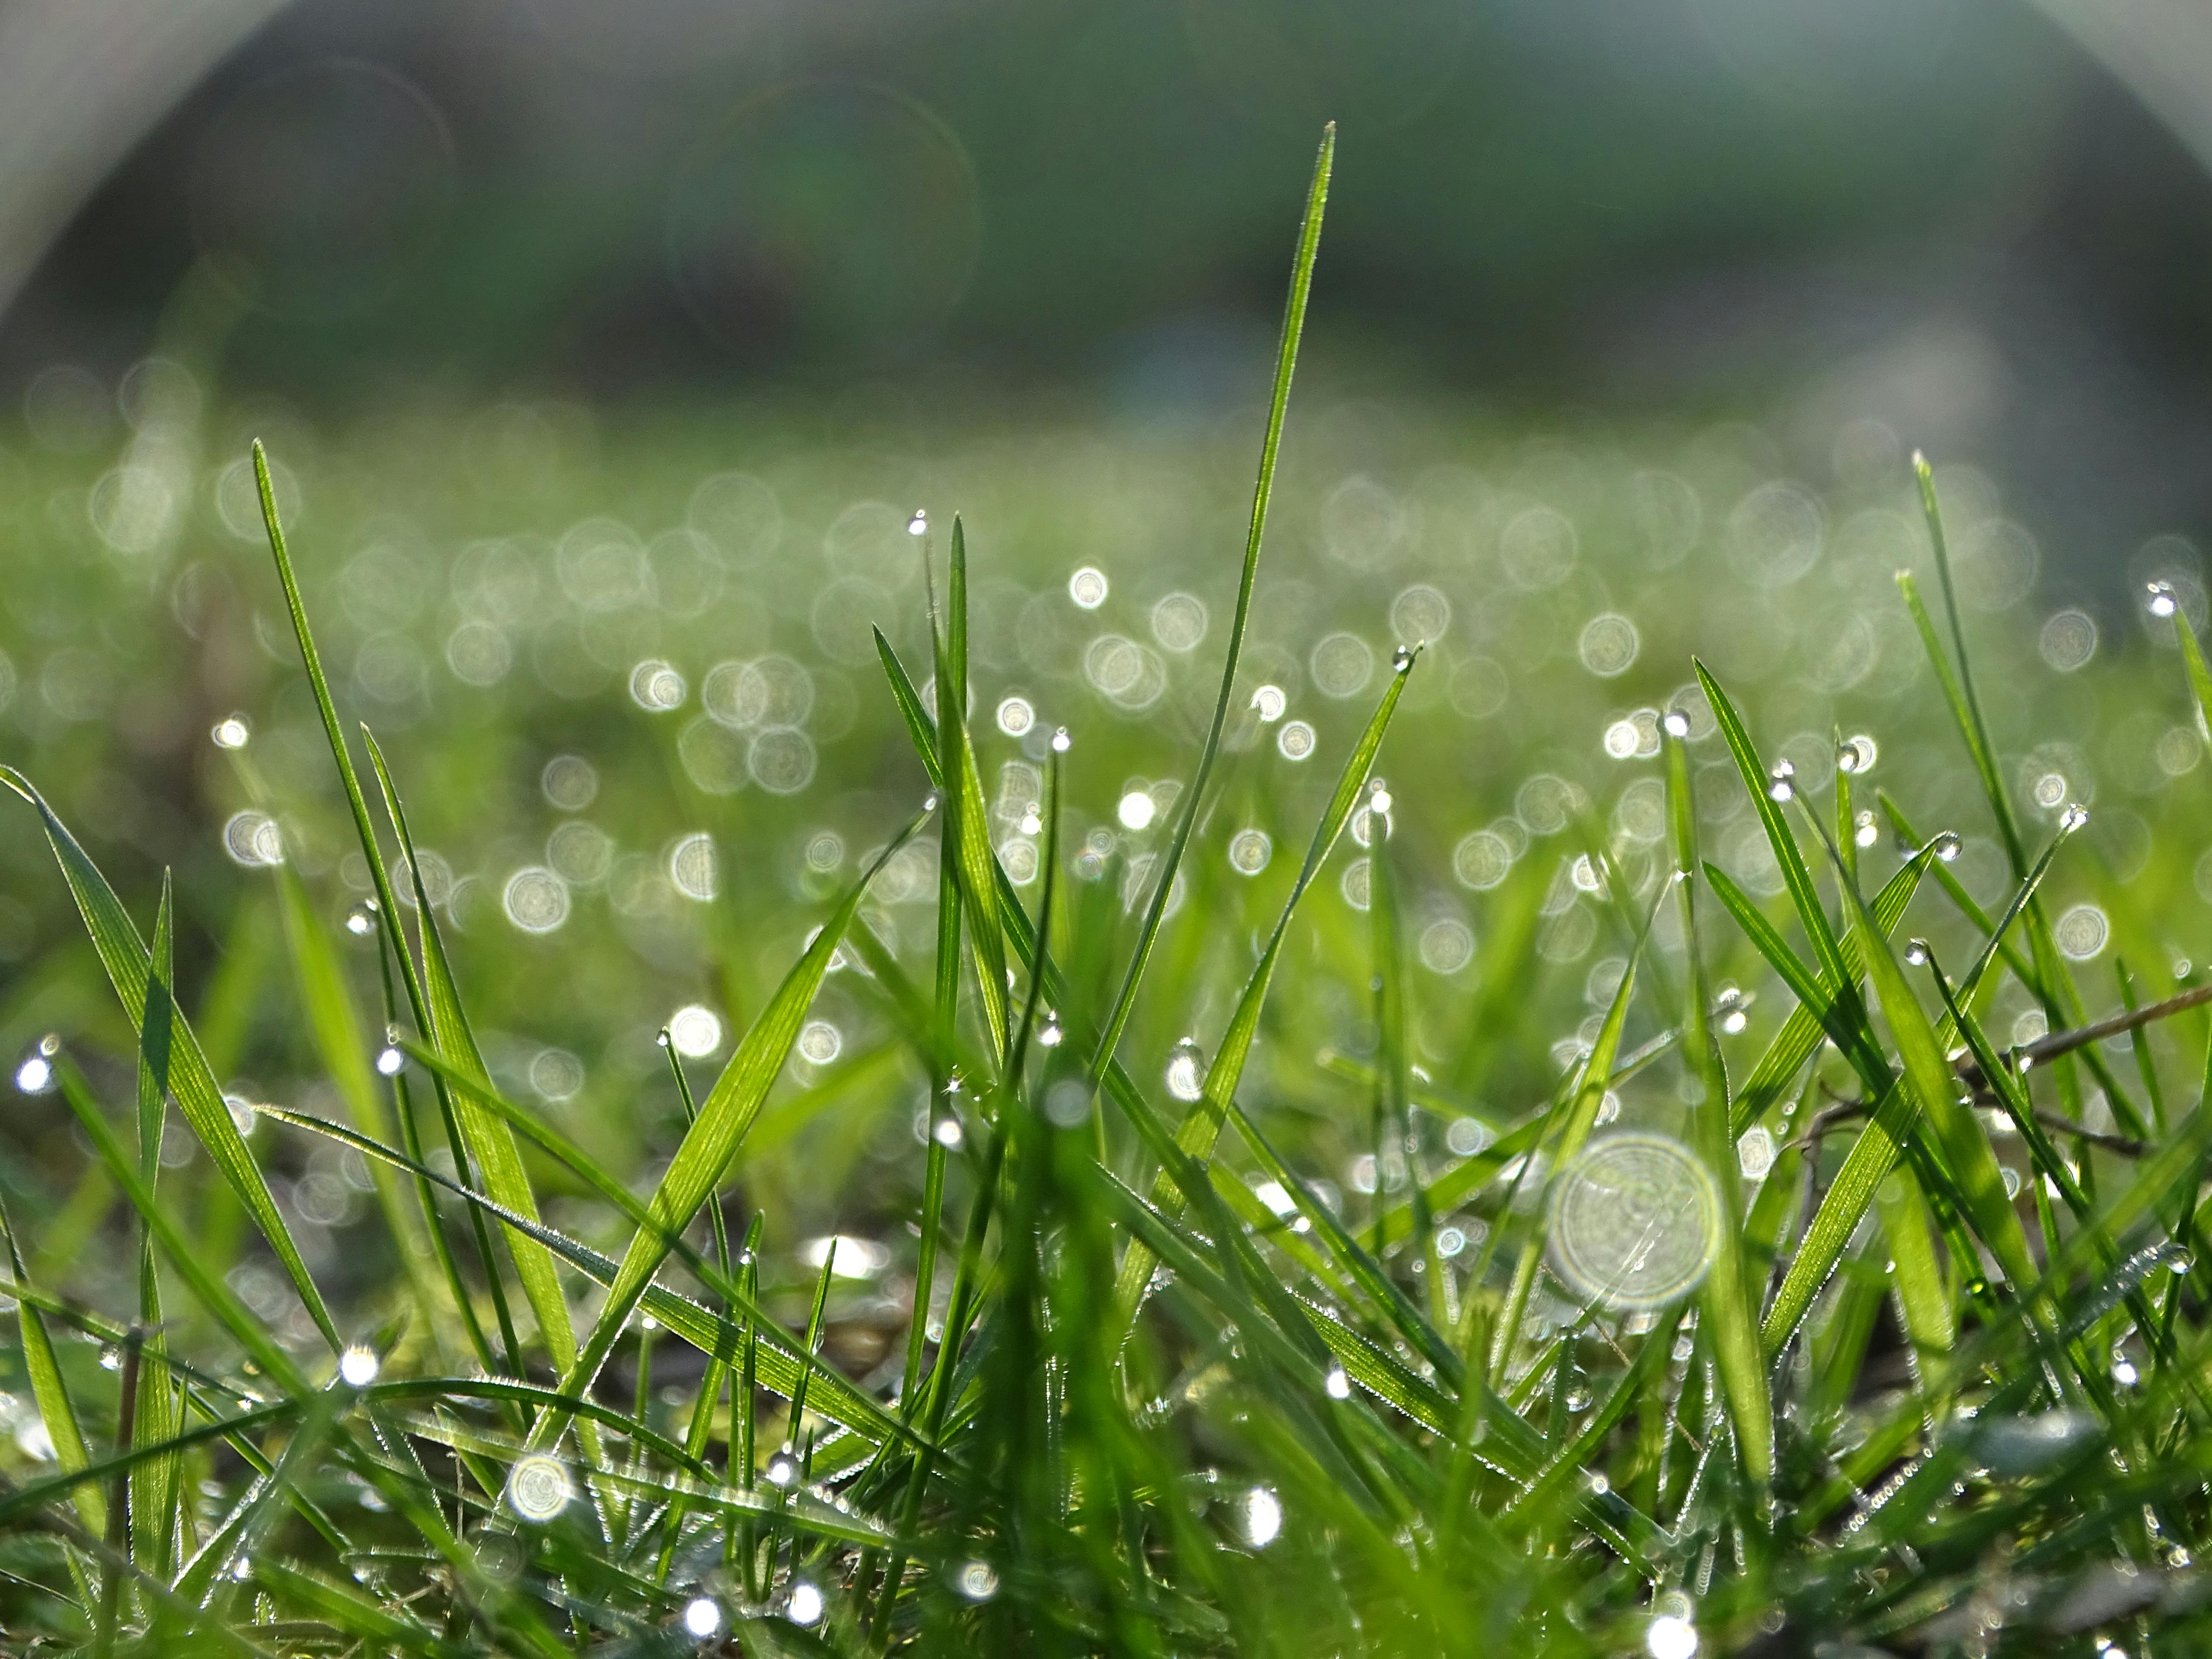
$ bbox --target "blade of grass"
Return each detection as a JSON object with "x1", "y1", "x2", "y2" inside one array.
[
  {"x1": 1664, "y1": 714, "x2": 1772, "y2": 1492},
  {"x1": 0, "y1": 1196, "x2": 104, "y2": 1537},
  {"x1": 1111, "y1": 652, "x2": 1414, "y2": 1342},
  {"x1": 129, "y1": 878, "x2": 182, "y2": 1581},
  {"x1": 0, "y1": 765, "x2": 339, "y2": 1351},
  {"x1": 1086, "y1": 124, "x2": 1333, "y2": 1093},
  {"x1": 533, "y1": 814, "x2": 925, "y2": 1450}
]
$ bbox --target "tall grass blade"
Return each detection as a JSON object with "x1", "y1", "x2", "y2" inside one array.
[
  {"x1": 0, "y1": 765, "x2": 338, "y2": 1350},
  {"x1": 361, "y1": 728, "x2": 579, "y2": 1382},
  {"x1": 538, "y1": 815, "x2": 923, "y2": 1446},
  {"x1": 1111, "y1": 652, "x2": 1414, "y2": 1340},
  {"x1": 1662, "y1": 716, "x2": 1773, "y2": 1490},
  {"x1": 1088, "y1": 124, "x2": 1333, "y2": 1086}
]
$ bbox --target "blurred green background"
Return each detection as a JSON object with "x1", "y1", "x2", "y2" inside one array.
[{"x1": 8, "y1": 0, "x2": 2212, "y2": 1336}]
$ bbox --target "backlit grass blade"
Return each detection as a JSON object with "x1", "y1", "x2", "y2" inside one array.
[
  {"x1": 538, "y1": 814, "x2": 925, "y2": 1448},
  {"x1": 1111, "y1": 652, "x2": 1414, "y2": 1340},
  {"x1": 1907, "y1": 454, "x2": 2023, "y2": 870},
  {"x1": 361, "y1": 728, "x2": 578, "y2": 1381},
  {"x1": 932, "y1": 516, "x2": 1010, "y2": 1062},
  {"x1": 253, "y1": 1100, "x2": 917, "y2": 1453},
  {"x1": 1730, "y1": 855, "x2": 1932, "y2": 1133},
  {"x1": 50, "y1": 1057, "x2": 305, "y2": 1394},
  {"x1": 1664, "y1": 716, "x2": 1772, "y2": 1491},
  {"x1": 1762, "y1": 815, "x2": 2075, "y2": 1353},
  {"x1": 1827, "y1": 827, "x2": 2033, "y2": 1288},
  {"x1": 0, "y1": 765, "x2": 339, "y2": 1351},
  {"x1": 0, "y1": 1196, "x2": 103, "y2": 1536},
  {"x1": 130, "y1": 877, "x2": 182, "y2": 1581},
  {"x1": 1088, "y1": 124, "x2": 1333, "y2": 1086},
  {"x1": 1694, "y1": 661, "x2": 1854, "y2": 997},
  {"x1": 1489, "y1": 949, "x2": 1640, "y2": 1379},
  {"x1": 269, "y1": 856, "x2": 442, "y2": 1332},
  {"x1": 2173, "y1": 600, "x2": 2212, "y2": 736}
]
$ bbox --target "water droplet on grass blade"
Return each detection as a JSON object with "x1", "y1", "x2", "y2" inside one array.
[
  {"x1": 1904, "y1": 939, "x2": 1930, "y2": 966},
  {"x1": 15, "y1": 1054, "x2": 54, "y2": 1095},
  {"x1": 906, "y1": 509, "x2": 927, "y2": 537},
  {"x1": 338, "y1": 1346, "x2": 379, "y2": 1387},
  {"x1": 375, "y1": 1048, "x2": 405, "y2": 1077},
  {"x1": 683, "y1": 1596, "x2": 723, "y2": 1637},
  {"x1": 211, "y1": 714, "x2": 251, "y2": 749},
  {"x1": 1932, "y1": 831, "x2": 1962, "y2": 862},
  {"x1": 1325, "y1": 1365, "x2": 1352, "y2": 1399},
  {"x1": 955, "y1": 1560, "x2": 999, "y2": 1601},
  {"x1": 2149, "y1": 581, "x2": 2180, "y2": 618},
  {"x1": 786, "y1": 1581, "x2": 824, "y2": 1625}
]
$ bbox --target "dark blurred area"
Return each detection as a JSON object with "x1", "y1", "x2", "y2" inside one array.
[{"x1": 7, "y1": 0, "x2": 2212, "y2": 552}]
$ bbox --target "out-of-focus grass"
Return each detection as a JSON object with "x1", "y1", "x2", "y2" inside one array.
[{"x1": 5, "y1": 143, "x2": 2212, "y2": 1649}]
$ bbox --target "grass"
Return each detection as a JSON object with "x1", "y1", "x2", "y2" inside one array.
[{"x1": 6, "y1": 129, "x2": 2212, "y2": 1653}]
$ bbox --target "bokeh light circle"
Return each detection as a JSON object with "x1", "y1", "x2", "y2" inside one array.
[{"x1": 1547, "y1": 1133, "x2": 1721, "y2": 1310}]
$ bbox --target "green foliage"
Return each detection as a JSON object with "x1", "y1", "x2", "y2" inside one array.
[{"x1": 6, "y1": 133, "x2": 2212, "y2": 1657}]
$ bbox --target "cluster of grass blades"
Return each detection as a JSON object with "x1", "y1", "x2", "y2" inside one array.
[{"x1": 12, "y1": 125, "x2": 2212, "y2": 1656}]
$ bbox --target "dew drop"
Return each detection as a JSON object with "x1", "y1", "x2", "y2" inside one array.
[
  {"x1": 210, "y1": 714, "x2": 251, "y2": 750},
  {"x1": 344, "y1": 905, "x2": 375, "y2": 937},
  {"x1": 906, "y1": 509, "x2": 928, "y2": 538},
  {"x1": 1854, "y1": 810, "x2": 1879, "y2": 849},
  {"x1": 765, "y1": 1453, "x2": 798, "y2": 1488},
  {"x1": 2148, "y1": 581, "x2": 2180, "y2": 619},
  {"x1": 683, "y1": 1595, "x2": 723, "y2": 1637},
  {"x1": 1662, "y1": 711, "x2": 1691, "y2": 739},
  {"x1": 1324, "y1": 1364, "x2": 1351, "y2": 1400},
  {"x1": 375, "y1": 1048, "x2": 405, "y2": 1077},
  {"x1": 1932, "y1": 831, "x2": 1962, "y2": 862},
  {"x1": 1392, "y1": 644, "x2": 1415, "y2": 672},
  {"x1": 2059, "y1": 803, "x2": 2090, "y2": 833},
  {"x1": 1036, "y1": 1019, "x2": 1063, "y2": 1049},
  {"x1": 338, "y1": 1346, "x2": 380, "y2": 1388},
  {"x1": 1904, "y1": 939, "x2": 1930, "y2": 966},
  {"x1": 1051, "y1": 726, "x2": 1071, "y2": 753}
]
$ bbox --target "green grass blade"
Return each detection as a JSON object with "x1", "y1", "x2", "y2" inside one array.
[
  {"x1": 1664, "y1": 716, "x2": 1772, "y2": 1491},
  {"x1": 360, "y1": 727, "x2": 577, "y2": 1381},
  {"x1": 0, "y1": 765, "x2": 339, "y2": 1351},
  {"x1": 1730, "y1": 855, "x2": 1932, "y2": 1133},
  {"x1": 270, "y1": 858, "x2": 443, "y2": 1333},
  {"x1": 1825, "y1": 827, "x2": 2034, "y2": 1289},
  {"x1": 50, "y1": 1057, "x2": 305, "y2": 1393},
  {"x1": 1112, "y1": 652, "x2": 1415, "y2": 1339},
  {"x1": 0, "y1": 1196, "x2": 104, "y2": 1537},
  {"x1": 933, "y1": 516, "x2": 1010, "y2": 1061},
  {"x1": 1694, "y1": 661, "x2": 1853, "y2": 995},
  {"x1": 1088, "y1": 124, "x2": 1334, "y2": 1084},
  {"x1": 254, "y1": 1100, "x2": 918, "y2": 1455},
  {"x1": 538, "y1": 813, "x2": 925, "y2": 1447},
  {"x1": 130, "y1": 877, "x2": 181, "y2": 1580}
]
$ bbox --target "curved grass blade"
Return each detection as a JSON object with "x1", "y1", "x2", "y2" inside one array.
[
  {"x1": 0, "y1": 765, "x2": 339, "y2": 1351},
  {"x1": 49, "y1": 1056, "x2": 305, "y2": 1394},
  {"x1": 1111, "y1": 651, "x2": 1415, "y2": 1341},
  {"x1": 252, "y1": 1100, "x2": 919, "y2": 1455},
  {"x1": 529, "y1": 815, "x2": 926, "y2": 1448}
]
